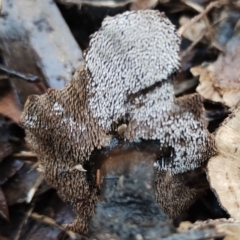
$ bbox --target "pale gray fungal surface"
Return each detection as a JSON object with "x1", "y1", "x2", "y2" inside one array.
[
  {"x1": 128, "y1": 93, "x2": 215, "y2": 174},
  {"x1": 85, "y1": 10, "x2": 180, "y2": 129}
]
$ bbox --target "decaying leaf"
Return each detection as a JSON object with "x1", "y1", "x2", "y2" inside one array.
[
  {"x1": 0, "y1": 192, "x2": 77, "y2": 240},
  {"x1": 0, "y1": 187, "x2": 9, "y2": 221},
  {"x1": 21, "y1": 10, "x2": 215, "y2": 234},
  {"x1": 0, "y1": 78, "x2": 22, "y2": 123},
  {"x1": 214, "y1": 219, "x2": 240, "y2": 240},
  {"x1": 0, "y1": 113, "x2": 25, "y2": 163},
  {"x1": 60, "y1": 0, "x2": 158, "y2": 10},
  {"x1": 179, "y1": 15, "x2": 205, "y2": 42},
  {"x1": 191, "y1": 17, "x2": 240, "y2": 107},
  {"x1": 0, "y1": 0, "x2": 83, "y2": 89},
  {"x1": 179, "y1": 218, "x2": 240, "y2": 240},
  {"x1": 2, "y1": 163, "x2": 42, "y2": 206},
  {"x1": 207, "y1": 101, "x2": 240, "y2": 220},
  {"x1": 0, "y1": 143, "x2": 12, "y2": 164},
  {"x1": 0, "y1": 158, "x2": 23, "y2": 185}
]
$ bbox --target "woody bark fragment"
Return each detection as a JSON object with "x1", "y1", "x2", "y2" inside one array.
[{"x1": 89, "y1": 145, "x2": 223, "y2": 240}]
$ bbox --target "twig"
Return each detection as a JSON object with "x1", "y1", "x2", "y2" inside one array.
[
  {"x1": 181, "y1": 0, "x2": 204, "y2": 12},
  {"x1": 178, "y1": 0, "x2": 227, "y2": 36},
  {"x1": 59, "y1": 0, "x2": 133, "y2": 7},
  {"x1": 174, "y1": 78, "x2": 198, "y2": 96},
  {"x1": 0, "y1": 64, "x2": 39, "y2": 82},
  {"x1": 14, "y1": 206, "x2": 34, "y2": 240},
  {"x1": 180, "y1": 30, "x2": 206, "y2": 59},
  {"x1": 26, "y1": 175, "x2": 45, "y2": 203},
  {"x1": 30, "y1": 212, "x2": 79, "y2": 239},
  {"x1": 183, "y1": 0, "x2": 226, "y2": 53},
  {"x1": 13, "y1": 151, "x2": 37, "y2": 158}
]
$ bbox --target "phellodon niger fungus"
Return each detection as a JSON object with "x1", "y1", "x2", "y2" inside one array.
[{"x1": 21, "y1": 10, "x2": 215, "y2": 235}]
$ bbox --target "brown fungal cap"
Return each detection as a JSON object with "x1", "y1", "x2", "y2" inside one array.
[
  {"x1": 85, "y1": 10, "x2": 180, "y2": 129},
  {"x1": 21, "y1": 67, "x2": 110, "y2": 234}
]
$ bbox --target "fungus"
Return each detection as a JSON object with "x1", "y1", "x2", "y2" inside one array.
[{"x1": 21, "y1": 10, "x2": 215, "y2": 234}]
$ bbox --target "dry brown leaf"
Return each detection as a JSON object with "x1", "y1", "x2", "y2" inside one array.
[
  {"x1": 0, "y1": 187, "x2": 9, "y2": 221},
  {"x1": 0, "y1": 114, "x2": 25, "y2": 163},
  {"x1": 0, "y1": 158, "x2": 23, "y2": 185},
  {"x1": 179, "y1": 218, "x2": 240, "y2": 240},
  {"x1": 60, "y1": 0, "x2": 158, "y2": 9},
  {"x1": 0, "y1": 91, "x2": 22, "y2": 123},
  {"x1": 0, "y1": 0, "x2": 83, "y2": 89},
  {"x1": 2, "y1": 163, "x2": 42, "y2": 205},
  {"x1": 130, "y1": 0, "x2": 158, "y2": 10},
  {"x1": 179, "y1": 16, "x2": 205, "y2": 42},
  {"x1": 60, "y1": 0, "x2": 132, "y2": 7},
  {"x1": 192, "y1": 19, "x2": 240, "y2": 107},
  {"x1": 0, "y1": 143, "x2": 12, "y2": 164},
  {"x1": 207, "y1": 102, "x2": 240, "y2": 220},
  {"x1": 0, "y1": 115, "x2": 13, "y2": 163},
  {"x1": 0, "y1": 79, "x2": 22, "y2": 123},
  {"x1": 0, "y1": 192, "x2": 76, "y2": 240},
  {"x1": 191, "y1": 65, "x2": 223, "y2": 103},
  {"x1": 217, "y1": 221, "x2": 240, "y2": 240}
]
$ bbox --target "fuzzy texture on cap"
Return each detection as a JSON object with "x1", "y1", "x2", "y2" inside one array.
[
  {"x1": 127, "y1": 91, "x2": 214, "y2": 174},
  {"x1": 85, "y1": 10, "x2": 213, "y2": 174},
  {"x1": 22, "y1": 66, "x2": 111, "y2": 233},
  {"x1": 21, "y1": 10, "x2": 215, "y2": 234},
  {"x1": 85, "y1": 10, "x2": 180, "y2": 130}
]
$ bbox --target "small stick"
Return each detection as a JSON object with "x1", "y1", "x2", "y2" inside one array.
[
  {"x1": 30, "y1": 212, "x2": 79, "y2": 239},
  {"x1": 96, "y1": 169, "x2": 101, "y2": 186},
  {"x1": 180, "y1": 30, "x2": 206, "y2": 59},
  {"x1": 0, "y1": 64, "x2": 39, "y2": 82},
  {"x1": 13, "y1": 151, "x2": 37, "y2": 158},
  {"x1": 59, "y1": 0, "x2": 133, "y2": 7},
  {"x1": 14, "y1": 206, "x2": 34, "y2": 240},
  {"x1": 178, "y1": 0, "x2": 227, "y2": 36},
  {"x1": 26, "y1": 175, "x2": 45, "y2": 203}
]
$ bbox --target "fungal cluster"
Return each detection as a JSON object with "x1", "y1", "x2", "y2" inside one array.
[{"x1": 21, "y1": 10, "x2": 215, "y2": 234}]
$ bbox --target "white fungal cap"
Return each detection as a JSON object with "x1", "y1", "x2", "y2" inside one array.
[{"x1": 85, "y1": 10, "x2": 180, "y2": 129}]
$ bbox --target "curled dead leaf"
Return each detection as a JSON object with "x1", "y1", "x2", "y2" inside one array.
[
  {"x1": 192, "y1": 19, "x2": 240, "y2": 107},
  {"x1": 2, "y1": 163, "x2": 43, "y2": 205},
  {"x1": 207, "y1": 101, "x2": 240, "y2": 220},
  {"x1": 0, "y1": 158, "x2": 23, "y2": 185}
]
